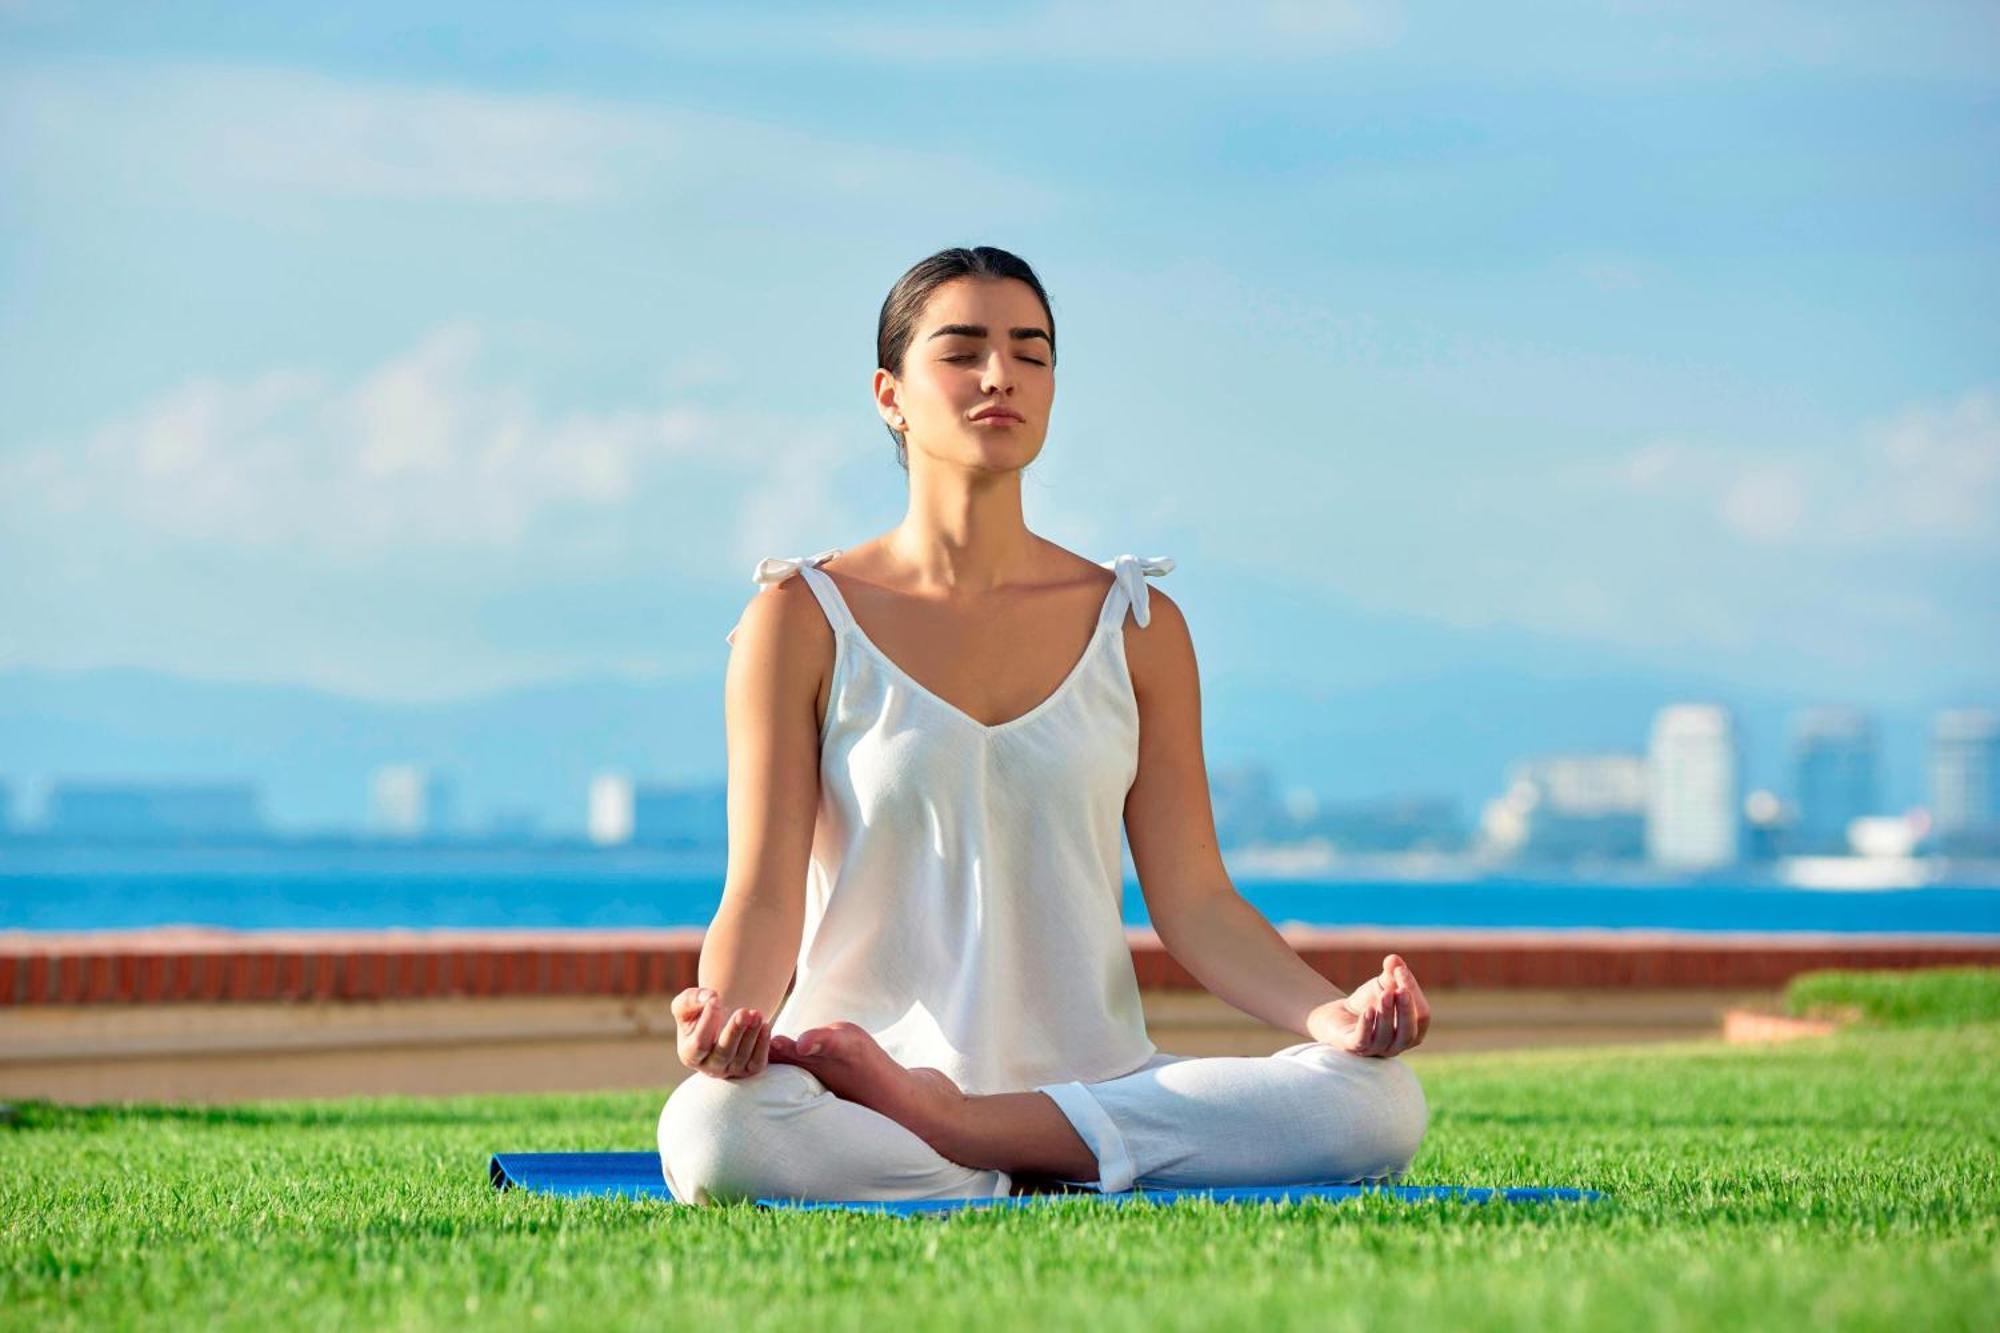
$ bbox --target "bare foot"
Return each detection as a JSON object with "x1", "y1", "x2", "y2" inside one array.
[{"x1": 769, "y1": 1022, "x2": 967, "y2": 1154}]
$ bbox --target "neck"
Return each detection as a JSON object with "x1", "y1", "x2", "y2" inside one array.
[{"x1": 891, "y1": 465, "x2": 1035, "y2": 595}]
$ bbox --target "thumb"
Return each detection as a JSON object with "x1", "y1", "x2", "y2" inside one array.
[{"x1": 674, "y1": 988, "x2": 714, "y2": 1026}]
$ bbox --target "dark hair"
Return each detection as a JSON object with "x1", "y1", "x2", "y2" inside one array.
[{"x1": 875, "y1": 246, "x2": 1057, "y2": 469}]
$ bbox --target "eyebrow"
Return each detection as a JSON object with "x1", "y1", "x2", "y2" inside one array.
[{"x1": 925, "y1": 323, "x2": 1052, "y2": 348}]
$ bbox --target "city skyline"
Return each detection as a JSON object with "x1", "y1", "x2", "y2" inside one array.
[{"x1": 10, "y1": 701, "x2": 1994, "y2": 871}]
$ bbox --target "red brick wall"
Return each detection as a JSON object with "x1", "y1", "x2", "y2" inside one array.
[{"x1": 2, "y1": 927, "x2": 1993, "y2": 1006}]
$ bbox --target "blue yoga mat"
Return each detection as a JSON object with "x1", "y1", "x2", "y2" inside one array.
[{"x1": 488, "y1": 1152, "x2": 1604, "y2": 1213}]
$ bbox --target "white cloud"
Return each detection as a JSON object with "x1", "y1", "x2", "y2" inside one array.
[
  {"x1": 1586, "y1": 388, "x2": 2000, "y2": 551},
  {"x1": 0, "y1": 323, "x2": 863, "y2": 573},
  {"x1": 1861, "y1": 390, "x2": 2000, "y2": 545}
]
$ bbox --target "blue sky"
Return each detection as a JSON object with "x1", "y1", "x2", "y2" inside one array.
[{"x1": 2, "y1": 1, "x2": 1995, "y2": 708}]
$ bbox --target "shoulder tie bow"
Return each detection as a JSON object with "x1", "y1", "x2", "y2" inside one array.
[
  {"x1": 1101, "y1": 554, "x2": 1175, "y2": 628},
  {"x1": 750, "y1": 547, "x2": 845, "y2": 587}
]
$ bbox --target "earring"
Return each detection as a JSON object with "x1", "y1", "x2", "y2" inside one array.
[{"x1": 893, "y1": 416, "x2": 906, "y2": 429}]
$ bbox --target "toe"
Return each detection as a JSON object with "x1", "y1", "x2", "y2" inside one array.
[{"x1": 816, "y1": 1022, "x2": 873, "y2": 1057}]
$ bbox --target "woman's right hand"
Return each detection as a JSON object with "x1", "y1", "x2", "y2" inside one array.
[{"x1": 671, "y1": 986, "x2": 771, "y2": 1079}]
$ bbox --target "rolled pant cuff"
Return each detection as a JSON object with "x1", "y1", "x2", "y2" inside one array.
[{"x1": 1034, "y1": 1079, "x2": 1136, "y2": 1193}]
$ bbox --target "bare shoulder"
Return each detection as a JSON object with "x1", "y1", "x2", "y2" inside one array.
[
  {"x1": 727, "y1": 575, "x2": 835, "y2": 677},
  {"x1": 1121, "y1": 585, "x2": 1198, "y2": 694}
]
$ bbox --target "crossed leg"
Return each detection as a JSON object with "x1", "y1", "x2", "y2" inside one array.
[
  {"x1": 659, "y1": 1023, "x2": 1428, "y2": 1205},
  {"x1": 656, "y1": 1058, "x2": 1014, "y2": 1205}
]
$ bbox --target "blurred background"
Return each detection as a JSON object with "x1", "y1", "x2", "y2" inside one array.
[{"x1": 1, "y1": 2, "x2": 1995, "y2": 1097}]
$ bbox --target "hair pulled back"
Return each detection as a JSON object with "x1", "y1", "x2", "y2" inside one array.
[{"x1": 876, "y1": 246, "x2": 1057, "y2": 469}]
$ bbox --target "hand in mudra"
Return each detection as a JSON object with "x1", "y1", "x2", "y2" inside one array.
[
  {"x1": 1308, "y1": 954, "x2": 1430, "y2": 1057},
  {"x1": 670, "y1": 986, "x2": 770, "y2": 1079}
]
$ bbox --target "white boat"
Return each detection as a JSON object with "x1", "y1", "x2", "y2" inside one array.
[{"x1": 1777, "y1": 855, "x2": 1936, "y2": 891}]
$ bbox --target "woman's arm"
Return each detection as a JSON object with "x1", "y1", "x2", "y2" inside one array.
[
  {"x1": 697, "y1": 578, "x2": 829, "y2": 1022},
  {"x1": 1121, "y1": 589, "x2": 1427, "y2": 1053}
]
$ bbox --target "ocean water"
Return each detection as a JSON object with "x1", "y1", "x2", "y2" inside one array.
[{"x1": 2, "y1": 845, "x2": 1997, "y2": 936}]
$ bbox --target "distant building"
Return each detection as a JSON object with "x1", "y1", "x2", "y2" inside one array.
[
  {"x1": 1930, "y1": 709, "x2": 2000, "y2": 855},
  {"x1": 1646, "y1": 704, "x2": 1740, "y2": 869},
  {"x1": 588, "y1": 774, "x2": 726, "y2": 850},
  {"x1": 1290, "y1": 793, "x2": 1464, "y2": 854},
  {"x1": 588, "y1": 774, "x2": 636, "y2": 846},
  {"x1": 1741, "y1": 789, "x2": 1794, "y2": 863},
  {"x1": 369, "y1": 765, "x2": 456, "y2": 839},
  {"x1": 1481, "y1": 753, "x2": 1646, "y2": 864},
  {"x1": 43, "y1": 780, "x2": 265, "y2": 841},
  {"x1": 1791, "y1": 708, "x2": 1878, "y2": 855}
]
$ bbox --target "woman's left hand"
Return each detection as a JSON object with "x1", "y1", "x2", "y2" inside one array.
[{"x1": 1308, "y1": 954, "x2": 1430, "y2": 1057}]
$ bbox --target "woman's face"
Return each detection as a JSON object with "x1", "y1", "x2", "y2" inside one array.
[{"x1": 878, "y1": 276, "x2": 1054, "y2": 473}]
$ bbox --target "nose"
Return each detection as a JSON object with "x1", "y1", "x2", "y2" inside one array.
[{"x1": 980, "y1": 349, "x2": 1012, "y2": 394}]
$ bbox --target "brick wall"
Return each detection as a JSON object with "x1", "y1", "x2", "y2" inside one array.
[{"x1": 3, "y1": 926, "x2": 1992, "y2": 1006}]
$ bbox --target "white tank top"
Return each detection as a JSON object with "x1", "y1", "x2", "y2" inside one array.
[{"x1": 725, "y1": 548, "x2": 1175, "y2": 1096}]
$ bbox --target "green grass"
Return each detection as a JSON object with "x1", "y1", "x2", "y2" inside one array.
[
  {"x1": 1784, "y1": 964, "x2": 2000, "y2": 1028},
  {"x1": 4, "y1": 987, "x2": 1997, "y2": 1330}
]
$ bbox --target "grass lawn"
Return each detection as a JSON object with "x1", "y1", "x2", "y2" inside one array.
[{"x1": 4, "y1": 975, "x2": 1997, "y2": 1332}]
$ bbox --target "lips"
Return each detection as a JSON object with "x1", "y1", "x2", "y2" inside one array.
[{"x1": 971, "y1": 408, "x2": 1023, "y2": 423}]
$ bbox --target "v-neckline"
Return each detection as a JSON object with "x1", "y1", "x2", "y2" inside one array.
[{"x1": 813, "y1": 566, "x2": 1124, "y2": 736}]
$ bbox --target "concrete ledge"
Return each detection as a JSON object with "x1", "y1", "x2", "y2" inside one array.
[
  {"x1": 0, "y1": 987, "x2": 1788, "y2": 1104},
  {"x1": 5, "y1": 926, "x2": 1995, "y2": 1005}
]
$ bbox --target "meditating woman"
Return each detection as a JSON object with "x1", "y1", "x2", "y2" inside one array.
[{"x1": 657, "y1": 245, "x2": 1431, "y2": 1204}]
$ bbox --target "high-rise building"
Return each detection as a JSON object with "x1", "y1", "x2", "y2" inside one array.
[
  {"x1": 369, "y1": 765, "x2": 456, "y2": 839},
  {"x1": 1480, "y1": 753, "x2": 1647, "y2": 863},
  {"x1": 1791, "y1": 708, "x2": 1879, "y2": 854},
  {"x1": 587, "y1": 775, "x2": 727, "y2": 850},
  {"x1": 42, "y1": 781, "x2": 266, "y2": 841},
  {"x1": 1645, "y1": 704, "x2": 1740, "y2": 869},
  {"x1": 588, "y1": 773, "x2": 636, "y2": 846},
  {"x1": 1930, "y1": 709, "x2": 2000, "y2": 854}
]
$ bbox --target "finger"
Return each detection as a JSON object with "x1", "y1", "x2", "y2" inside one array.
[
  {"x1": 745, "y1": 1018, "x2": 773, "y2": 1075},
  {"x1": 1369, "y1": 995, "x2": 1394, "y2": 1056},
  {"x1": 724, "y1": 1008, "x2": 759, "y2": 1069},
  {"x1": 674, "y1": 986, "x2": 714, "y2": 1026},
  {"x1": 1389, "y1": 987, "x2": 1417, "y2": 1054},
  {"x1": 707, "y1": 1007, "x2": 746, "y2": 1067},
  {"x1": 1359, "y1": 1005, "x2": 1378, "y2": 1053},
  {"x1": 1392, "y1": 964, "x2": 1429, "y2": 1039},
  {"x1": 691, "y1": 995, "x2": 724, "y2": 1061},
  {"x1": 1372, "y1": 981, "x2": 1397, "y2": 1029},
  {"x1": 726, "y1": 1012, "x2": 762, "y2": 1075}
]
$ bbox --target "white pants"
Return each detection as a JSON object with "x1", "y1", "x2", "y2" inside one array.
[{"x1": 657, "y1": 1041, "x2": 1429, "y2": 1205}]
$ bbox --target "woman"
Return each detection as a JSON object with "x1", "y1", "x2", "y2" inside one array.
[{"x1": 657, "y1": 246, "x2": 1431, "y2": 1204}]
